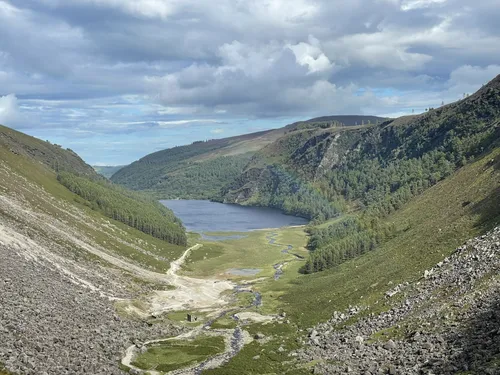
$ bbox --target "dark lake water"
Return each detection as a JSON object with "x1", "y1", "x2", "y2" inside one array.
[{"x1": 160, "y1": 200, "x2": 308, "y2": 233}]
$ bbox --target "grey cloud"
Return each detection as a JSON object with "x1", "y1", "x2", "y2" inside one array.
[{"x1": 0, "y1": 0, "x2": 500, "y2": 163}]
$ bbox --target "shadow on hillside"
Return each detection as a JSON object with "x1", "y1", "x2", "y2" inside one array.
[
  {"x1": 470, "y1": 185, "x2": 500, "y2": 232},
  {"x1": 429, "y1": 290, "x2": 500, "y2": 374}
]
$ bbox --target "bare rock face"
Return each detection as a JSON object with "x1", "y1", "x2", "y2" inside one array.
[{"x1": 300, "y1": 226, "x2": 500, "y2": 375}]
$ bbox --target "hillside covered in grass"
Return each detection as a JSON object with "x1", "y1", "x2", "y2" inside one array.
[
  {"x1": 221, "y1": 75, "x2": 500, "y2": 272},
  {"x1": 0, "y1": 125, "x2": 187, "y2": 247},
  {"x1": 0, "y1": 124, "x2": 98, "y2": 177},
  {"x1": 111, "y1": 129, "x2": 285, "y2": 199},
  {"x1": 112, "y1": 116, "x2": 386, "y2": 200}
]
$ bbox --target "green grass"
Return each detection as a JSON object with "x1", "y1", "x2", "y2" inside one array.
[
  {"x1": 277, "y1": 148, "x2": 500, "y2": 327},
  {"x1": 132, "y1": 335, "x2": 225, "y2": 373},
  {"x1": 183, "y1": 227, "x2": 308, "y2": 280},
  {"x1": 204, "y1": 148, "x2": 500, "y2": 375},
  {"x1": 0, "y1": 147, "x2": 187, "y2": 275}
]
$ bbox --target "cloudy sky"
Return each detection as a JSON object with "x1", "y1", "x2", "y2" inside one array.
[{"x1": 0, "y1": 0, "x2": 499, "y2": 165}]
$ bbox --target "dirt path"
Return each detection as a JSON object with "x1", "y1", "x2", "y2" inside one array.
[
  {"x1": 149, "y1": 245, "x2": 234, "y2": 315},
  {"x1": 121, "y1": 246, "x2": 249, "y2": 375}
]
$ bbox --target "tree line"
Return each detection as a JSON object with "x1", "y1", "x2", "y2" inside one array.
[{"x1": 57, "y1": 172, "x2": 187, "y2": 246}]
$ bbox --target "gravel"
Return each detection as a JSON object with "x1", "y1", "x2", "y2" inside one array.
[{"x1": 298, "y1": 226, "x2": 500, "y2": 375}]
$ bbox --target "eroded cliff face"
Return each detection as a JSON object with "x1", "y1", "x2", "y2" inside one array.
[{"x1": 220, "y1": 127, "x2": 364, "y2": 206}]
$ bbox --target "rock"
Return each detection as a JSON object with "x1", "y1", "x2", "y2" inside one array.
[
  {"x1": 383, "y1": 340, "x2": 397, "y2": 350},
  {"x1": 300, "y1": 226, "x2": 500, "y2": 375},
  {"x1": 355, "y1": 335, "x2": 364, "y2": 344}
]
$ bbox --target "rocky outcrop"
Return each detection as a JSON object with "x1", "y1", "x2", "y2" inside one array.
[{"x1": 299, "y1": 226, "x2": 500, "y2": 374}]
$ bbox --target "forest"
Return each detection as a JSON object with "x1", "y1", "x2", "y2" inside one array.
[
  {"x1": 144, "y1": 155, "x2": 251, "y2": 199},
  {"x1": 300, "y1": 83, "x2": 500, "y2": 272},
  {"x1": 57, "y1": 172, "x2": 187, "y2": 246}
]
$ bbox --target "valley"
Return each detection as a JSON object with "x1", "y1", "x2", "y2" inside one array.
[
  {"x1": 0, "y1": 77, "x2": 499, "y2": 375},
  {"x1": 2, "y1": 2, "x2": 500, "y2": 375}
]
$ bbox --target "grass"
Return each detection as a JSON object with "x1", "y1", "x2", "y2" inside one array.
[
  {"x1": 204, "y1": 148, "x2": 500, "y2": 375},
  {"x1": 131, "y1": 335, "x2": 225, "y2": 373},
  {"x1": 279, "y1": 148, "x2": 500, "y2": 327},
  {"x1": 183, "y1": 227, "x2": 308, "y2": 280},
  {"x1": 0, "y1": 147, "x2": 187, "y2": 276}
]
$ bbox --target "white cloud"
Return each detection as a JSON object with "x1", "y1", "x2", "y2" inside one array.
[
  {"x1": 0, "y1": 93, "x2": 22, "y2": 125},
  {"x1": 401, "y1": 0, "x2": 447, "y2": 11},
  {"x1": 210, "y1": 128, "x2": 224, "y2": 134},
  {"x1": 288, "y1": 36, "x2": 334, "y2": 74},
  {"x1": 446, "y1": 64, "x2": 500, "y2": 97}
]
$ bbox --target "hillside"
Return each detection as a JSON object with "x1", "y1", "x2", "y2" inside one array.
[
  {"x1": 0, "y1": 125, "x2": 193, "y2": 375},
  {"x1": 285, "y1": 115, "x2": 388, "y2": 132},
  {"x1": 220, "y1": 75, "x2": 500, "y2": 271},
  {"x1": 0, "y1": 124, "x2": 187, "y2": 246},
  {"x1": 202, "y1": 144, "x2": 500, "y2": 375},
  {"x1": 0, "y1": 125, "x2": 98, "y2": 177},
  {"x1": 111, "y1": 129, "x2": 286, "y2": 199},
  {"x1": 112, "y1": 116, "x2": 387, "y2": 200}
]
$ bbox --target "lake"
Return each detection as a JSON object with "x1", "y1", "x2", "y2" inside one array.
[{"x1": 160, "y1": 200, "x2": 308, "y2": 233}]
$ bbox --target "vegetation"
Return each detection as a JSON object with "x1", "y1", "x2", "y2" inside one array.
[
  {"x1": 223, "y1": 75, "x2": 500, "y2": 272},
  {"x1": 0, "y1": 142, "x2": 186, "y2": 273},
  {"x1": 111, "y1": 129, "x2": 284, "y2": 198},
  {"x1": 131, "y1": 336, "x2": 225, "y2": 373},
  {"x1": 285, "y1": 115, "x2": 388, "y2": 132},
  {"x1": 0, "y1": 124, "x2": 97, "y2": 178},
  {"x1": 57, "y1": 172, "x2": 187, "y2": 246},
  {"x1": 144, "y1": 155, "x2": 251, "y2": 199},
  {"x1": 283, "y1": 146, "x2": 500, "y2": 326},
  {"x1": 183, "y1": 228, "x2": 308, "y2": 279},
  {"x1": 92, "y1": 165, "x2": 125, "y2": 179},
  {"x1": 217, "y1": 163, "x2": 341, "y2": 220},
  {"x1": 202, "y1": 145, "x2": 500, "y2": 375},
  {"x1": 302, "y1": 216, "x2": 397, "y2": 273}
]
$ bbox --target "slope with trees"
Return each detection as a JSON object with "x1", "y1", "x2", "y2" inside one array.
[{"x1": 222, "y1": 75, "x2": 500, "y2": 273}]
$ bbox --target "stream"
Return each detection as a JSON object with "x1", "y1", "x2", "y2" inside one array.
[
  {"x1": 266, "y1": 232, "x2": 305, "y2": 280},
  {"x1": 122, "y1": 229, "x2": 302, "y2": 374}
]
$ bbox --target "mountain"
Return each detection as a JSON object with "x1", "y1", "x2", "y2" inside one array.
[
  {"x1": 220, "y1": 74, "x2": 500, "y2": 272},
  {"x1": 111, "y1": 128, "x2": 286, "y2": 199},
  {"x1": 0, "y1": 123, "x2": 192, "y2": 375},
  {"x1": 0, "y1": 125, "x2": 98, "y2": 177},
  {"x1": 112, "y1": 116, "x2": 387, "y2": 200},
  {"x1": 0, "y1": 124, "x2": 186, "y2": 246},
  {"x1": 93, "y1": 165, "x2": 126, "y2": 179}
]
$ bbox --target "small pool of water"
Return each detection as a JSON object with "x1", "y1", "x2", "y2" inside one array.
[{"x1": 226, "y1": 268, "x2": 262, "y2": 276}]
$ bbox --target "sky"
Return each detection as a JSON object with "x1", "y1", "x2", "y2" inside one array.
[{"x1": 0, "y1": 0, "x2": 499, "y2": 165}]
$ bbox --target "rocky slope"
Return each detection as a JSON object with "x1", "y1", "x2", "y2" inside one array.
[
  {"x1": 0, "y1": 240, "x2": 183, "y2": 375},
  {"x1": 0, "y1": 130, "x2": 190, "y2": 374},
  {"x1": 299, "y1": 226, "x2": 500, "y2": 374}
]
